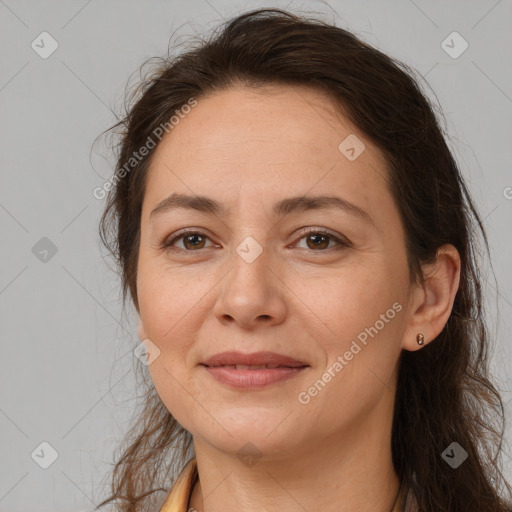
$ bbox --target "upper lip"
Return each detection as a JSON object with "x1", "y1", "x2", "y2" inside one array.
[{"x1": 201, "y1": 351, "x2": 309, "y2": 368}]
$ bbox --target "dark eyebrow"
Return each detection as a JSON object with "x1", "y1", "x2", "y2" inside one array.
[{"x1": 149, "y1": 192, "x2": 374, "y2": 225}]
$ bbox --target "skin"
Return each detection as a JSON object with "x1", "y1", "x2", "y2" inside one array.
[{"x1": 136, "y1": 84, "x2": 461, "y2": 512}]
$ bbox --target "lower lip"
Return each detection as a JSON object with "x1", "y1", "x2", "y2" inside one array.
[{"x1": 202, "y1": 365, "x2": 308, "y2": 389}]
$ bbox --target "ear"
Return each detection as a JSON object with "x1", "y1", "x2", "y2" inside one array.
[
  {"x1": 138, "y1": 316, "x2": 147, "y2": 341},
  {"x1": 402, "y1": 244, "x2": 461, "y2": 351}
]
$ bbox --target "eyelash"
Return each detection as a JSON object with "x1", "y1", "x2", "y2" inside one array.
[{"x1": 161, "y1": 227, "x2": 350, "y2": 254}]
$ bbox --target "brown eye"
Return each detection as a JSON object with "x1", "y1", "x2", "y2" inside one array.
[
  {"x1": 295, "y1": 228, "x2": 349, "y2": 252},
  {"x1": 306, "y1": 233, "x2": 329, "y2": 250},
  {"x1": 164, "y1": 230, "x2": 213, "y2": 252},
  {"x1": 181, "y1": 233, "x2": 207, "y2": 250}
]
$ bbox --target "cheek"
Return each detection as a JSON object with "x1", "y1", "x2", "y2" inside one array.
[
  {"x1": 299, "y1": 267, "x2": 406, "y2": 418},
  {"x1": 295, "y1": 262, "x2": 404, "y2": 345},
  {"x1": 137, "y1": 259, "x2": 209, "y2": 400},
  {"x1": 137, "y1": 257, "x2": 208, "y2": 341},
  {"x1": 296, "y1": 273, "x2": 404, "y2": 432},
  {"x1": 146, "y1": 358, "x2": 207, "y2": 437}
]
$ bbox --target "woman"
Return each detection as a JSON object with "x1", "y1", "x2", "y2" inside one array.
[{"x1": 95, "y1": 8, "x2": 512, "y2": 512}]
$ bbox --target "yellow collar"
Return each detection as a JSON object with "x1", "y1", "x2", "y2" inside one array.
[
  {"x1": 160, "y1": 458, "x2": 406, "y2": 512},
  {"x1": 160, "y1": 458, "x2": 198, "y2": 512}
]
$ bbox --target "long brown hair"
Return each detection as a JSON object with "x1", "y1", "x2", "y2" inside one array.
[{"x1": 96, "y1": 8, "x2": 512, "y2": 511}]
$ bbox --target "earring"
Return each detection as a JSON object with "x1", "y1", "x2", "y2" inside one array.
[{"x1": 416, "y1": 333, "x2": 425, "y2": 346}]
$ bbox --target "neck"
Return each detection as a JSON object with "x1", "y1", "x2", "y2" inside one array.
[{"x1": 188, "y1": 393, "x2": 401, "y2": 512}]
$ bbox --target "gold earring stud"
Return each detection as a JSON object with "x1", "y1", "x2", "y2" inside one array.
[{"x1": 416, "y1": 333, "x2": 425, "y2": 346}]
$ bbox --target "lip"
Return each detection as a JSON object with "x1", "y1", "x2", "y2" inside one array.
[
  {"x1": 202, "y1": 351, "x2": 308, "y2": 368},
  {"x1": 200, "y1": 351, "x2": 310, "y2": 390}
]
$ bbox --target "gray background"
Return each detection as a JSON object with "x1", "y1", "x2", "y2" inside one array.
[{"x1": 1, "y1": 0, "x2": 511, "y2": 510}]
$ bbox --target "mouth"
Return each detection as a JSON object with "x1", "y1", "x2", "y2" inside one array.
[
  {"x1": 200, "y1": 351, "x2": 310, "y2": 389},
  {"x1": 204, "y1": 363, "x2": 301, "y2": 370},
  {"x1": 201, "y1": 351, "x2": 308, "y2": 368}
]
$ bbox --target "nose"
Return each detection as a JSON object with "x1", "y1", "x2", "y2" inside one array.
[{"x1": 213, "y1": 243, "x2": 287, "y2": 330}]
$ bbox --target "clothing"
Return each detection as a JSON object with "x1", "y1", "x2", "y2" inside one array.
[
  {"x1": 159, "y1": 457, "x2": 411, "y2": 512},
  {"x1": 160, "y1": 458, "x2": 199, "y2": 511}
]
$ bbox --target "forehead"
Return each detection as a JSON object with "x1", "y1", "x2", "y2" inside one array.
[{"x1": 142, "y1": 84, "x2": 392, "y2": 222}]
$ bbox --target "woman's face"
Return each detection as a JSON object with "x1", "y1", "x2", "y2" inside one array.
[{"x1": 137, "y1": 84, "x2": 414, "y2": 458}]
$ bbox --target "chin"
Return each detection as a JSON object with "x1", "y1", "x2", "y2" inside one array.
[{"x1": 192, "y1": 411, "x2": 307, "y2": 460}]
